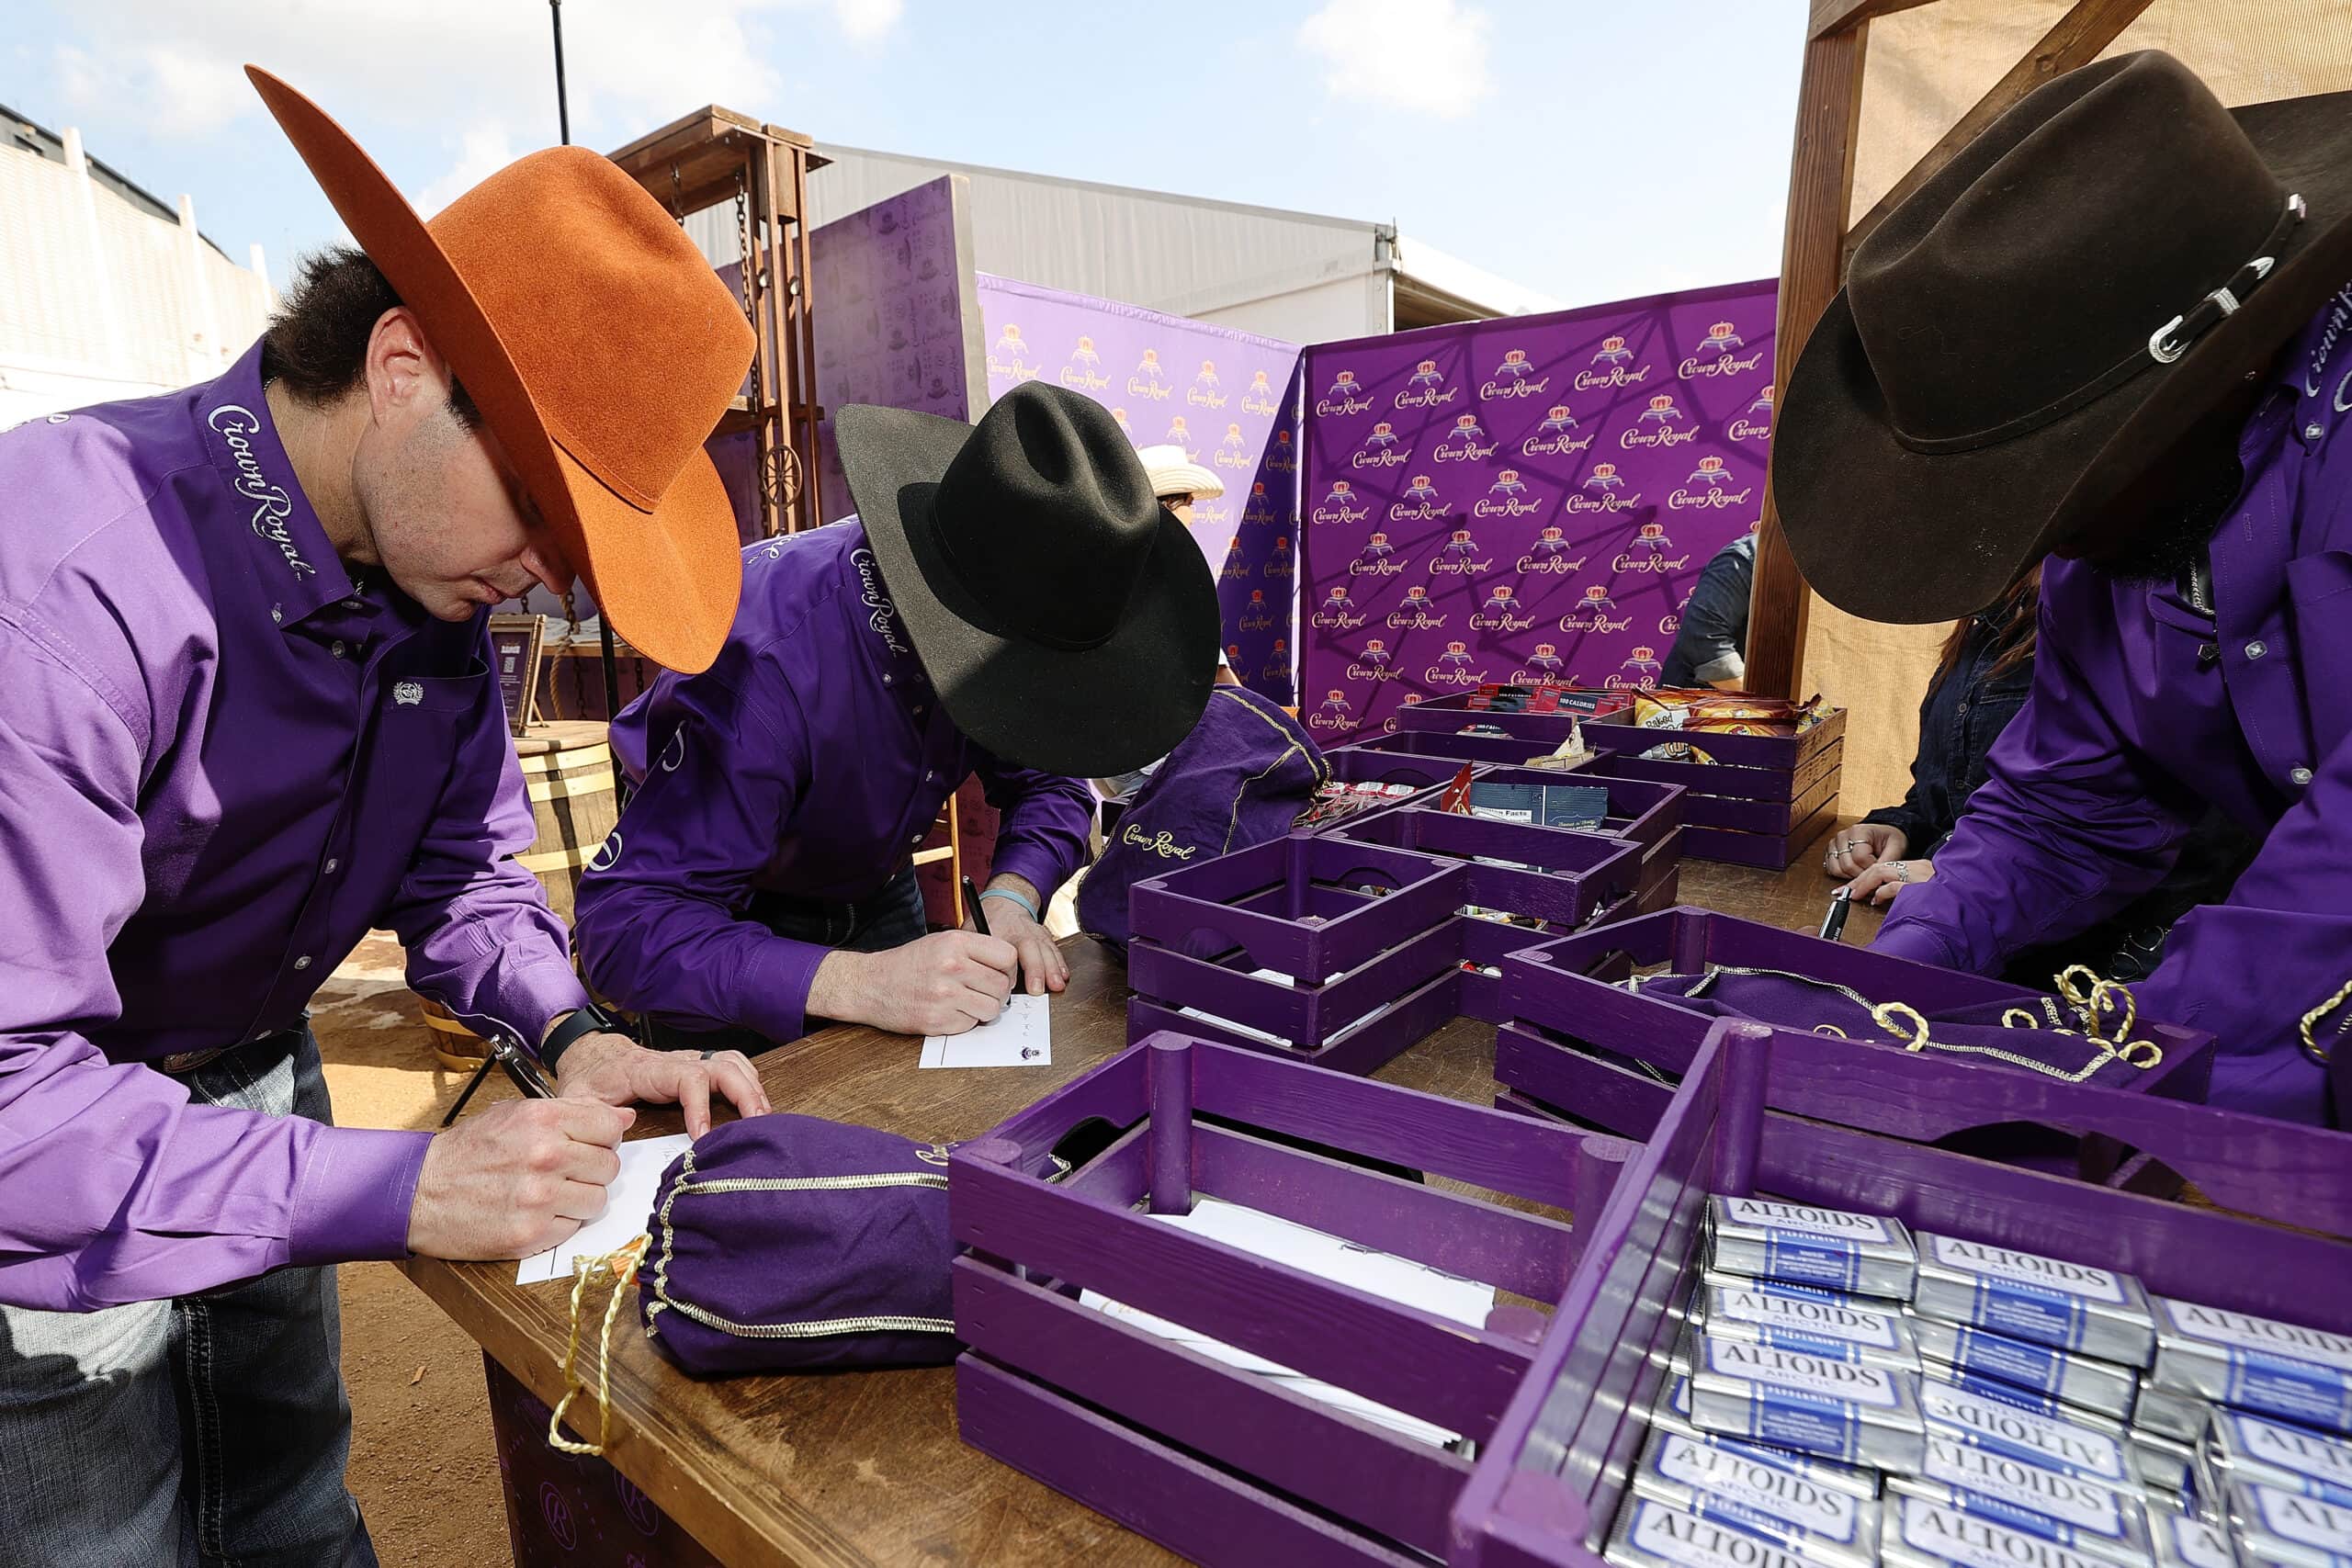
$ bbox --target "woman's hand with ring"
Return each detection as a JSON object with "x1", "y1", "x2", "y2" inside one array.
[
  {"x1": 1822, "y1": 822, "x2": 1906, "y2": 880},
  {"x1": 1846, "y1": 857, "x2": 1936, "y2": 906}
]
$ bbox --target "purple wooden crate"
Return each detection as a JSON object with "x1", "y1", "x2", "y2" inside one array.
[
  {"x1": 1498, "y1": 907, "x2": 2215, "y2": 1145},
  {"x1": 1329, "y1": 730, "x2": 1613, "y2": 770},
  {"x1": 1130, "y1": 832, "x2": 1466, "y2": 985},
  {"x1": 1328, "y1": 807, "x2": 1644, "y2": 929},
  {"x1": 1325, "y1": 746, "x2": 1472, "y2": 793},
  {"x1": 1393, "y1": 692, "x2": 1632, "y2": 733},
  {"x1": 1597, "y1": 738, "x2": 1844, "y2": 804},
  {"x1": 952, "y1": 1032, "x2": 1641, "y2": 1567},
  {"x1": 1588, "y1": 705, "x2": 1847, "y2": 773},
  {"x1": 1677, "y1": 766, "x2": 1839, "y2": 835},
  {"x1": 1453, "y1": 1021, "x2": 2352, "y2": 1568},
  {"x1": 1681, "y1": 799, "x2": 1840, "y2": 868},
  {"x1": 1128, "y1": 922, "x2": 1470, "y2": 1075},
  {"x1": 1459, "y1": 765, "x2": 1683, "y2": 860}
]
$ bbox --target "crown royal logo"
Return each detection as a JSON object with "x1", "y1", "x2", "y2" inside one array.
[
  {"x1": 1433, "y1": 412, "x2": 1498, "y2": 463},
  {"x1": 1316, "y1": 370, "x2": 1375, "y2": 418},
  {"x1": 1480, "y1": 347, "x2": 1552, "y2": 400},
  {"x1": 1394, "y1": 358, "x2": 1461, "y2": 411}
]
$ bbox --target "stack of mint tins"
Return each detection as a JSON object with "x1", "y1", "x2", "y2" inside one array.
[{"x1": 1601, "y1": 1196, "x2": 2352, "y2": 1568}]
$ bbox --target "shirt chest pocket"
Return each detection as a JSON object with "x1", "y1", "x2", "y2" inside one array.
[
  {"x1": 2286, "y1": 548, "x2": 2352, "y2": 762},
  {"x1": 368, "y1": 659, "x2": 491, "y2": 811}
]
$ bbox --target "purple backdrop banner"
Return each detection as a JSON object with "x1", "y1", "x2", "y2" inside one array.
[
  {"x1": 1297, "y1": 278, "x2": 1776, "y2": 741},
  {"x1": 974, "y1": 273, "x2": 1300, "y2": 704}
]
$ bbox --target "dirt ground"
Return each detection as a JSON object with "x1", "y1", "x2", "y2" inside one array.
[{"x1": 312, "y1": 931, "x2": 521, "y2": 1565}]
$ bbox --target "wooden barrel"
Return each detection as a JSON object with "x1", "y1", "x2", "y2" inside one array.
[
  {"x1": 423, "y1": 998, "x2": 491, "y2": 1071},
  {"x1": 512, "y1": 719, "x2": 620, "y2": 926},
  {"x1": 422, "y1": 719, "x2": 616, "y2": 1068}
]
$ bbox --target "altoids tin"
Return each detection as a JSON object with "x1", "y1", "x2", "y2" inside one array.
[
  {"x1": 1883, "y1": 1495, "x2": 2123, "y2": 1568},
  {"x1": 2151, "y1": 1512, "x2": 2240, "y2": 1568},
  {"x1": 1707, "y1": 1198, "x2": 1917, "y2": 1300},
  {"x1": 1631, "y1": 1427, "x2": 1883, "y2": 1568},
  {"x1": 1914, "y1": 1235, "x2": 2155, "y2": 1368},
  {"x1": 1917, "y1": 1374, "x2": 2134, "y2": 1489},
  {"x1": 1689, "y1": 1333, "x2": 1926, "y2": 1474},
  {"x1": 2204, "y1": 1410, "x2": 2352, "y2": 1507},
  {"x1": 2153, "y1": 1300, "x2": 2352, "y2": 1439},
  {"x1": 2136, "y1": 1382, "x2": 2213, "y2": 1445},
  {"x1": 1702, "y1": 1282, "x2": 1922, "y2": 1376},
  {"x1": 1650, "y1": 1375, "x2": 1882, "y2": 1500},
  {"x1": 1908, "y1": 1313, "x2": 2140, "y2": 1421},
  {"x1": 1889, "y1": 1431, "x2": 2153, "y2": 1568},
  {"x1": 2226, "y1": 1481, "x2": 2352, "y2": 1568},
  {"x1": 1607, "y1": 1492, "x2": 1815, "y2": 1568}
]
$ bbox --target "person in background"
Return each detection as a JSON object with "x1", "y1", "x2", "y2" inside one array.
[
  {"x1": 0, "y1": 73, "x2": 766, "y2": 1565},
  {"x1": 1098, "y1": 446, "x2": 1242, "y2": 801},
  {"x1": 575, "y1": 384, "x2": 1218, "y2": 1046},
  {"x1": 1824, "y1": 566, "x2": 2254, "y2": 984},
  {"x1": 1136, "y1": 440, "x2": 1225, "y2": 532},
  {"x1": 1776, "y1": 52, "x2": 2352, "y2": 1122},
  {"x1": 1657, "y1": 529, "x2": 1756, "y2": 689}
]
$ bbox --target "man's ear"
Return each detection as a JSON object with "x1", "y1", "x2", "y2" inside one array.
[{"x1": 362, "y1": 307, "x2": 454, "y2": 430}]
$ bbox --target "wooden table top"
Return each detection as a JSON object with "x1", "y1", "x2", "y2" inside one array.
[{"x1": 400, "y1": 824, "x2": 1874, "y2": 1567}]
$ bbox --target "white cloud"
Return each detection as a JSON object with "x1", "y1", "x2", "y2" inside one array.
[
  {"x1": 1296, "y1": 0, "x2": 1494, "y2": 120},
  {"x1": 832, "y1": 0, "x2": 904, "y2": 45},
  {"x1": 57, "y1": 41, "x2": 252, "y2": 139},
  {"x1": 416, "y1": 122, "x2": 518, "y2": 217},
  {"x1": 43, "y1": 0, "x2": 898, "y2": 196}
]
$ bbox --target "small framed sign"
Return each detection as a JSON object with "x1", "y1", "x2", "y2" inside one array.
[{"x1": 488, "y1": 614, "x2": 548, "y2": 737}]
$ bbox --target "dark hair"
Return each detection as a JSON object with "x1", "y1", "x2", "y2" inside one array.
[
  {"x1": 1934, "y1": 563, "x2": 2040, "y2": 690},
  {"x1": 261, "y1": 245, "x2": 480, "y2": 428}
]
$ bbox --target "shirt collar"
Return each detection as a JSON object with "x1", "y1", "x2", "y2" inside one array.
[
  {"x1": 193, "y1": 341, "x2": 356, "y2": 627},
  {"x1": 840, "y1": 518, "x2": 932, "y2": 718}
]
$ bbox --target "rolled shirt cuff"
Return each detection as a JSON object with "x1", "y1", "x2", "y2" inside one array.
[
  {"x1": 985, "y1": 844, "x2": 1074, "y2": 910},
  {"x1": 485, "y1": 956, "x2": 594, "y2": 1057},
  {"x1": 287, "y1": 1124, "x2": 435, "y2": 1266},
  {"x1": 735, "y1": 935, "x2": 833, "y2": 1045},
  {"x1": 1870, "y1": 918, "x2": 1961, "y2": 970}
]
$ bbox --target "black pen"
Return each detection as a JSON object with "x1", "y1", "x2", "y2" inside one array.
[
  {"x1": 1818, "y1": 888, "x2": 1853, "y2": 943},
  {"x1": 964, "y1": 874, "x2": 1027, "y2": 996}
]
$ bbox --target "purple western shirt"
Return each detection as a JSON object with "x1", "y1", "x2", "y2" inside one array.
[
  {"x1": 572, "y1": 520, "x2": 1093, "y2": 1043},
  {"x1": 1875, "y1": 285, "x2": 2352, "y2": 1126},
  {"x1": 0, "y1": 342, "x2": 590, "y2": 1310}
]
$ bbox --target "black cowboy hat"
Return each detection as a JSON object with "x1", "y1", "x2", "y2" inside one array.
[
  {"x1": 840, "y1": 381, "x2": 1219, "y2": 776},
  {"x1": 1776, "y1": 51, "x2": 2352, "y2": 624}
]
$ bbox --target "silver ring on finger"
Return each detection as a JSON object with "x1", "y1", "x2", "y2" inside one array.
[{"x1": 1890, "y1": 862, "x2": 1911, "y2": 883}]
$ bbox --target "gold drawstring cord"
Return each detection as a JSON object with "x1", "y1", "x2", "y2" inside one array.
[
  {"x1": 2049, "y1": 965, "x2": 2163, "y2": 1068},
  {"x1": 548, "y1": 1234, "x2": 650, "y2": 1458},
  {"x1": 1871, "y1": 1001, "x2": 1933, "y2": 1052},
  {"x1": 2301, "y1": 977, "x2": 2352, "y2": 1065}
]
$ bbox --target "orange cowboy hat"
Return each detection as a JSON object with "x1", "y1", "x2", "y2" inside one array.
[{"x1": 246, "y1": 67, "x2": 753, "y2": 671}]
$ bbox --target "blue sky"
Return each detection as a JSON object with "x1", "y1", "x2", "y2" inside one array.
[{"x1": 8, "y1": 0, "x2": 1804, "y2": 312}]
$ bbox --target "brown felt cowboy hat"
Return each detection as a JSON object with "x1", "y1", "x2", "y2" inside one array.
[
  {"x1": 840, "y1": 382, "x2": 1219, "y2": 777},
  {"x1": 1776, "y1": 51, "x2": 2352, "y2": 625},
  {"x1": 246, "y1": 68, "x2": 752, "y2": 672}
]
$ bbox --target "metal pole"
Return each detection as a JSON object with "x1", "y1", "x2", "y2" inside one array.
[
  {"x1": 549, "y1": 0, "x2": 571, "y2": 145},
  {"x1": 548, "y1": 0, "x2": 628, "y2": 760}
]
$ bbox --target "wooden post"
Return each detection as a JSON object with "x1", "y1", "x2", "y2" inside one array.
[
  {"x1": 1147, "y1": 1038, "x2": 1194, "y2": 1215},
  {"x1": 1844, "y1": 0, "x2": 2155, "y2": 259},
  {"x1": 1745, "y1": 20, "x2": 1871, "y2": 698}
]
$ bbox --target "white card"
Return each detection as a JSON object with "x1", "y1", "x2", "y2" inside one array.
[
  {"x1": 514, "y1": 1133, "x2": 693, "y2": 1285},
  {"x1": 920, "y1": 991, "x2": 1052, "y2": 1068}
]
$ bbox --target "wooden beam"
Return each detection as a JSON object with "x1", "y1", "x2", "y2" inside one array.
[
  {"x1": 1812, "y1": 0, "x2": 1940, "y2": 39},
  {"x1": 1747, "y1": 22, "x2": 1871, "y2": 699},
  {"x1": 1845, "y1": 0, "x2": 2154, "y2": 257}
]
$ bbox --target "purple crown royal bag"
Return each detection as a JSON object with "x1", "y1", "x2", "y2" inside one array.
[
  {"x1": 637, "y1": 1113, "x2": 960, "y2": 1377},
  {"x1": 1079, "y1": 686, "x2": 1328, "y2": 951}
]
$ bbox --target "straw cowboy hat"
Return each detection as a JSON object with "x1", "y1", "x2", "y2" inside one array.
[
  {"x1": 246, "y1": 68, "x2": 753, "y2": 671},
  {"x1": 839, "y1": 382, "x2": 1219, "y2": 777},
  {"x1": 1775, "y1": 51, "x2": 2352, "y2": 624},
  {"x1": 1134, "y1": 443, "x2": 1224, "y2": 502}
]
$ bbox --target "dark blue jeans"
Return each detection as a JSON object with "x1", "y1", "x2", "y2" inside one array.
[
  {"x1": 0, "y1": 1029, "x2": 377, "y2": 1568},
  {"x1": 652, "y1": 867, "x2": 930, "y2": 1054}
]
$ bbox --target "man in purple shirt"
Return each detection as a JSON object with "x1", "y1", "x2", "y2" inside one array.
[
  {"x1": 1776, "y1": 54, "x2": 2352, "y2": 1125},
  {"x1": 577, "y1": 382, "x2": 1219, "y2": 1043},
  {"x1": 0, "y1": 73, "x2": 765, "y2": 1564}
]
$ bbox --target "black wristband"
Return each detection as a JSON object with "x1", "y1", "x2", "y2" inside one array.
[{"x1": 539, "y1": 1000, "x2": 620, "y2": 1074}]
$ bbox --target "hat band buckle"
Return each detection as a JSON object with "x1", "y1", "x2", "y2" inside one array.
[{"x1": 1892, "y1": 193, "x2": 2306, "y2": 457}]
